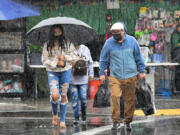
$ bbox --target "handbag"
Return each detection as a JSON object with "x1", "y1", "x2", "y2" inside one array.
[
  {"x1": 72, "y1": 45, "x2": 87, "y2": 76},
  {"x1": 135, "y1": 79, "x2": 156, "y2": 116},
  {"x1": 93, "y1": 77, "x2": 110, "y2": 108},
  {"x1": 72, "y1": 59, "x2": 87, "y2": 76}
]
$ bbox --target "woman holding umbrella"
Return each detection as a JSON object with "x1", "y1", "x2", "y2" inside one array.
[{"x1": 41, "y1": 24, "x2": 78, "y2": 129}]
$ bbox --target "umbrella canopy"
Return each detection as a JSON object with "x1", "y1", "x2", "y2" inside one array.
[
  {"x1": 26, "y1": 16, "x2": 97, "y2": 46},
  {"x1": 0, "y1": 0, "x2": 40, "y2": 20}
]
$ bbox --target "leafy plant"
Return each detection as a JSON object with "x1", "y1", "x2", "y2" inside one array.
[{"x1": 28, "y1": 44, "x2": 43, "y2": 54}]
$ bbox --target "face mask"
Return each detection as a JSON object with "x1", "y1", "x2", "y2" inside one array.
[
  {"x1": 113, "y1": 34, "x2": 122, "y2": 41},
  {"x1": 54, "y1": 35, "x2": 63, "y2": 41}
]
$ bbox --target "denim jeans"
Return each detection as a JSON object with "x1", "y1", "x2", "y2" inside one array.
[
  {"x1": 69, "y1": 84, "x2": 88, "y2": 119},
  {"x1": 47, "y1": 70, "x2": 71, "y2": 122}
]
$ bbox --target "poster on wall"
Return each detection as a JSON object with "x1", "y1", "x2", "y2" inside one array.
[
  {"x1": 0, "y1": 19, "x2": 23, "y2": 30},
  {"x1": 0, "y1": 75, "x2": 23, "y2": 93},
  {"x1": 0, "y1": 54, "x2": 24, "y2": 73},
  {"x1": 0, "y1": 32, "x2": 23, "y2": 50}
]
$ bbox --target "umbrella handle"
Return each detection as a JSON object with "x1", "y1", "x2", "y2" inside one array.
[{"x1": 38, "y1": 32, "x2": 41, "y2": 40}]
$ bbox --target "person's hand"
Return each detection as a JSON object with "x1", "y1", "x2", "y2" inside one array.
[
  {"x1": 72, "y1": 60, "x2": 77, "y2": 67},
  {"x1": 57, "y1": 60, "x2": 65, "y2": 67},
  {"x1": 104, "y1": 69, "x2": 110, "y2": 76},
  {"x1": 72, "y1": 57, "x2": 85, "y2": 67},
  {"x1": 138, "y1": 73, "x2": 146, "y2": 80},
  {"x1": 81, "y1": 56, "x2": 86, "y2": 60},
  {"x1": 58, "y1": 55, "x2": 65, "y2": 61},
  {"x1": 104, "y1": 69, "x2": 108, "y2": 76},
  {"x1": 89, "y1": 76, "x2": 93, "y2": 81},
  {"x1": 178, "y1": 43, "x2": 180, "y2": 47},
  {"x1": 100, "y1": 75, "x2": 105, "y2": 83}
]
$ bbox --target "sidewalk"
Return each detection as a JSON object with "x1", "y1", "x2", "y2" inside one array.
[
  {"x1": 0, "y1": 97, "x2": 110, "y2": 118},
  {"x1": 0, "y1": 95, "x2": 180, "y2": 118}
]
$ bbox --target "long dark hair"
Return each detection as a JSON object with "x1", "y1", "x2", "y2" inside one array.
[{"x1": 47, "y1": 24, "x2": 67, "y2": 56}]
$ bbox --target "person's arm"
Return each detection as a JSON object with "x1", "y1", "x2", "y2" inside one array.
[
  {"x1": 64, "y1": 42, "x2": 79, "y2": 64},
  {"x1": 41, "y1": 42, "x2": 58, "y2": 69},
  {"x1": 86, "y1": 47, "x2": 94, "y2": 80},
  {"x1": 99, "y1": 42, "x2": 110, "y2": 77},
  {"x1": 133, "y1": 38, "x2": 146, "y2": 74}
]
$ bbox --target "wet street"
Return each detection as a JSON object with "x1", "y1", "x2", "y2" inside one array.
[
  {"x1": 1, "y1": 0, "x2": 180, "y2": 134},
  {"x1": 0, "y1": 117, "x2": 110, "y2": 135},
  {"x1": 0, "y1": 116, "x2": 180, "y2": 135},
  {"x1": 94, "y1": 116, "x2": 180, "y2": 135},
  {"x1": 0, "y1": 96, "x2": 180, "y2": 135}
]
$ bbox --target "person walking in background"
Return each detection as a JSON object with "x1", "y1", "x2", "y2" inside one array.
[
  {"x1": 99, "y1": 22, "x2": 146, "y2": 131},
  {"x1": 171, "y1": 24, "x2": 180, "y2": 49},
  {"x1": 69, "y1": 44, "x2": 94, "y2": 125},
  {"x1": 171, "y1": 23, "x2": 180, "y2": 92},
  {"x1": 41, "y1": 24, "x2": 78, "y2": 129}
]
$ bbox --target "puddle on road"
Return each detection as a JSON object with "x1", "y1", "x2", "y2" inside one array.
[
  {"x1": 1, "y1": 116, "x2": 180, "y2": 135},
  {"x1": 98, "y1": 117, "x2": 180, "y2": 135},
  {"x1": 0, "y1": 117, "x2": 110, "y2": 135}
]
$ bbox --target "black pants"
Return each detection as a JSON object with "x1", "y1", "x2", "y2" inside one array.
[{"x1": 175, "y1": 66, "x2": 180, "y2": 91}]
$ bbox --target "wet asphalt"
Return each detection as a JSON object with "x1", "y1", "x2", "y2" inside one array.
[
  {"x1": 95, "y1": 117, "x2": 180, "y2": 135},
  {"x1": 0, "y1": 117, "x2": 112, "y2": 135},
  {"x1": 0, "y1": 116, "x2": 180, "y2": 135},
  {"x1": 0, "y1": 95, "x2": 179, "y2": 135}
]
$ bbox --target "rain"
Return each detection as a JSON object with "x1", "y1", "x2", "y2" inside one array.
[{"x1": 0, "y1": 0, "x2": 180, "y2": 135}]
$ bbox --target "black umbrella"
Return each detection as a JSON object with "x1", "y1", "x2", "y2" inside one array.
[{"x1": 26, "y1": 16, "x2": 97, "y2": 45}]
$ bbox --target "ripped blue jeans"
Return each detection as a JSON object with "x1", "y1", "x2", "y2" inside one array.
[
  {"x1": 47, "y1": 70, "x2": 71, "y2": 122},
  {"x1": 69, "y1": 84, "x2": 88, "y2": 119}
]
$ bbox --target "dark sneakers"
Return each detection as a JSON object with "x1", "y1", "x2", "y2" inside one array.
[
  {"x1": 82, "y1": 111, "x2": 86, "y2": 121},
  {"x1": 111, "y1": 122, "x2": 120, "y2": 130},
  {"x1": 124, "y1": 123, "x2": 131, "y2": 131},
  {"x1": 73, "y1": 118, "x2": 80, "y2": 125}
]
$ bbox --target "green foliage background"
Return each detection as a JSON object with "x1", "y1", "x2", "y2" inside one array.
[{"x1": 27, "y1": 1, "x2": 180, "y2": 36}]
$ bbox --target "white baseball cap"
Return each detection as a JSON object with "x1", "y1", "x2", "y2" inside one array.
[{"x1": 110, "y1": 22, "x2": 124, "y2": 31}]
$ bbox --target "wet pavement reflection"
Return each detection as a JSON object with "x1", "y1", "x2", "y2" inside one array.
[
  {"x1": 0, "y1": 117, "x2": 180, "y2": 135},
  {"x1": 0, "y1": 117, "x2": 110, "y2": 135},
  {"x1": 0, "y1": 96, "x2": 180, "y2": 135},
  {"x1": 97, "y1": 117, "x2": 180, "y2": 135}
]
